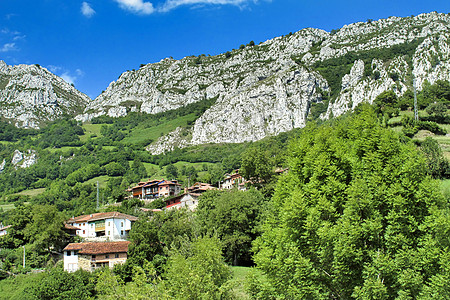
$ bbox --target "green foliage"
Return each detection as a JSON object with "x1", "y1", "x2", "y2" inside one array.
[
  {"x1": 123, "y1": 219, "x2": 164, "y2": 280},
  {"x1": 165, "y1": 164, "x2": 178, "y2": 180},
  {"x1": 401, "y1": 116, "x2": 447, "y2": 137},
  {"x1": 419, "y1": 137, "x2": 450, "y2": 179},
  {"x1": 252, "y1": 105, "x2": 450, "y2": 298},
  {"x1": 0, "y1": 121, "x2": 37, "y2": 142},
  {"x1": 163, "y1": 236, "x2": 233, "y2": 299},
  {"x1": 38, "y1": 119, "x2": 84, "y2": 148},
  {"x1": 196, "y1": 189, "x2": 265, "y2": 266},
  {"x1": 373, "y1": 90, "x2": 399, "y2": 118},
  {"x1": 240, "y1": 147, "x2": 276, "y2": 195},
  {"x1": 426, "y1": 102, "x2": 449, "y2": 123},
  {"x1": 26, "y1": 266, "x2": 96, "y2": 300}
]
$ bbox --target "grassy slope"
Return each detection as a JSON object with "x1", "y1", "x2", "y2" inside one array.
[
  {"x1": 122, "y1": 113, "x2": 196, "y2": 145},
  {"x1": 0, "y1": 272, "x2": 44, "y2": 300}
]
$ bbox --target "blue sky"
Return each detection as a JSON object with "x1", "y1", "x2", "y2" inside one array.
[{"x1": 0, "y1": 0, "x2": 449, "y2": 99}]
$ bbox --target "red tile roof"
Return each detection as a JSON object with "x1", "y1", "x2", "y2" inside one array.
[
  {"x1": 64, "y1": 223, "x2": 80, "y2": 230},
  {"x1": 67, "y1": 212, "x2": 138, "y2": 224},
  {"x1": 63, "y1": 241, "x2": 130, "y2": 255},
  {"x1": 0, "y1": 225, "x2": 12, "y2": 231}
]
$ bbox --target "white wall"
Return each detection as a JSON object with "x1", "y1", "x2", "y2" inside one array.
[{"x1": 64, "y1": 250, "x2": 79, "y2": 272}]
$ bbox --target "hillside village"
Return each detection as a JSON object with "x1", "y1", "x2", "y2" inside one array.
[{"x1": 60, "y1": 170, "x2": 250, "y2": 273}]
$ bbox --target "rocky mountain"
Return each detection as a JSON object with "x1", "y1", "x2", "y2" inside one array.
[
  {"x1": 0, "y1": 61, "x2": 90, "y2": 128},
  {"x1": 77, "y1": 12, "x2": 450, "y2": 153}
]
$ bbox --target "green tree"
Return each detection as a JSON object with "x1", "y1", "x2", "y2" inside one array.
[
  {"x1": 252, "y1": 105, "x2": 450, "y2": 299},
  {"x1": 373, "y1": 90, "x2": 399, "y2": 118},
  {"x1": 240, "y1": 146, "x2": 276, "y2": 196},
  {"x1": 27, "y1": 266, "x2": 96, "y2": 300},
  {"x1": 122, "y1": 219, "x2": 164, "y2": 280},
  {"x1": 165, "y1": 164, "x2": 178, "y2": 180},
  {"x1": 426, "y1": 102, "x2": 448, "y2": 122},
  {"x1": 197, "y1": 189, "x2": 265, "y2": 266},
  {"x1": 420, "y1": 137, "x2": 450, "y2": 179},
  {"x1": 163, "y1": 236, "x2": 232, "y2": 300}
]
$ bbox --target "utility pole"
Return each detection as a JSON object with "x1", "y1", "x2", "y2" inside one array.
[
  {"x1": 413, "y1": 78, "x2": 419, "y2": 121},
  {"x1": 96, "y1": 181, "x2": 99, "y2": 209}
]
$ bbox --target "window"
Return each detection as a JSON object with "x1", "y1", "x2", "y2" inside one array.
[
  {"x1": 83, "y1": 230, "x2": 85, "y2": 234},
  {"x1": 108, "y1": 231, "x2": 110, "y2": 235},
  {"x1": 121, "y1": 222, "x2": 123, "y2": 227},
  {"x1": 121, "y1": 230, "x2": 124, "y2": 235},
  {"x1": 105, "y1": 255, "x2": 109, "y2": 259},
  {"x1": 66, "y1": 251, "x2": 71, "y2": 256},
  {"x1": 115, "y1": 253, "x2": 119, "y2": 258},
  {"x1": 108, "y1": 222, "x2": 110, "y2": 227}
]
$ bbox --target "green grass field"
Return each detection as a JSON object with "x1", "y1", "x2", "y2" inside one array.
[
  {"x1": 80, "y1": 123, "x2": 106, "y2": 142},
  {"x1": 84, "y1": 175, "x2": 110, "y2": 189},
  {"x1": 0, "y1": 272, "x2": 45, "y2": 300},
  {"x1": 230, "y1": 266, "x2": 252, "y2": 299},
  {"x1": 13, "y1": 188, "x2": 46, "y2": 197},
  {"x1": 441, "y1": 179, "x2": 450, "y2": 200},
  {"x1": 122, "y1": 113, "x2": 197, "y2": 145},
  {"x1": 0, "y1": 203, "x2": 16, "y2": 211}
]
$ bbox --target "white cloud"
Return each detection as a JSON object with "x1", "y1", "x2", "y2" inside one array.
[
  {"x1": 48, "y1": 66, "x2": 84, "y2": 86},
  {"x1": 75, "y1": 69, "x2": 85, "y2": 76},
  {"x1": 61, "y1": 72, "x2": 77, "y2": 85},
  {"x1": 158, "y1": 0, "x2": 251, "y2": 12},
  {"x1": 48, "y1": 65, "x2": 62, "y2": 73},
  {"x1": 0, "y1": 43, "x2": 17, "y2": 52},
  {"x1": 81, "y1": 2, "x2": 96, "y2": 18},
  {"x1": 112, "y1": 0, "x2": 257, "y2": 14},
  {"x1": 114, "y1": 0, "x2": 155, "y2": 15}
]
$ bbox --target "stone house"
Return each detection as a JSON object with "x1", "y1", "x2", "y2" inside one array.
[{"x1": 63, "y1": 241, "x2": 130, "y2": 272}]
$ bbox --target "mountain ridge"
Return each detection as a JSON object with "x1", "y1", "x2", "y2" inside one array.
[
  {"x1": 0, "y1": 61, "x2": 90, "y2": 129},
  {"x1": 1, "y1": 12, "x2": 449, "y2": 150}
]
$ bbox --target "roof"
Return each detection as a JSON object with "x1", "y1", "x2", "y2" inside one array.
[
  {"x1": 63, "y1": 241, "x2": 131, "y2": 255},
  {"x1": 67, "y1": 212, "x2": 138, "y2": 224},
  {"x1": 187, "y1": 182, "x2": 215, "y2": 192},
  {"x1": 0, "y1": 225, "x2": 12, "y2": 231},
  {"x1": 166, "y1": 202, "x2": 181, "y2": 209},
  {"x1": 140, "y1": 208, "x2": 163, "y2": 212},
  {"x1": 64, "y1": 223, "x2": 80, "y2": 230},
  {"x1": 158, "y1": 180, "x2": 181, "y2": 186}
]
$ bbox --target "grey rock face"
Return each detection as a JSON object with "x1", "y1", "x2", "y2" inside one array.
[
  {"x1": 0, "y1": 159, "x2": 5, "y2": 173},
  {"x1": 77, "y1": 12, "x2": 450, "y2": 153},
  {"x1": 0, "y1": 61, "x2": 90, "y2": 128},
  {"x1": 11, "y1": 149, "x2": 37, "y2": 169}
]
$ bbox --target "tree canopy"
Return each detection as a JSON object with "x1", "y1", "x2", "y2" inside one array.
[{"x1": 251, "y1": 105, "x2": 450, "y2": 299}]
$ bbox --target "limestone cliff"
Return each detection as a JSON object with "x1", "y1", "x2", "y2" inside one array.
[
  {"x1": 0, "y1": 61, "x2": 90, "y2": 128},
  {"x1": 76, "y1": 12, "x2": 450, "y2": 153}
]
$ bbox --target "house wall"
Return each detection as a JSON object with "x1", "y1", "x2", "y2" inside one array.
[
  {"x1": 75, "y1": 218, "x2": 132, "y2": 241},
  {"x1": 78, "y1": 255, "x2": 92, "y2": 271},
  {"x1": 63, "y1": 250, "x2": 79, "y2": 272},
  {"x1": 180, "y1": 194, "x2": 198, "y2": 210}
]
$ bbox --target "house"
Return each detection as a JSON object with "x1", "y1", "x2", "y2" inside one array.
[
  {"x1": 63, "y1": 241, "x2": 130, "y2": 272},
  {"x1": 165, "y1": 182, "x2": 216, "y2": 210},
  {"x1": 222, "y1": 170, "x2": 246, "y2": 190},
  {"x1": 128, "y1": 179, "x2": 181, "y2": 200},
  {"x1": 66, "y1": 212, "x2": 138, "y2": 241},
  {"x1": 63, "y1": 223, "x2": 80, "y2": 237},
  {"x1": 0, "y1": 224, "x2": 12, "y2": 237}
]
